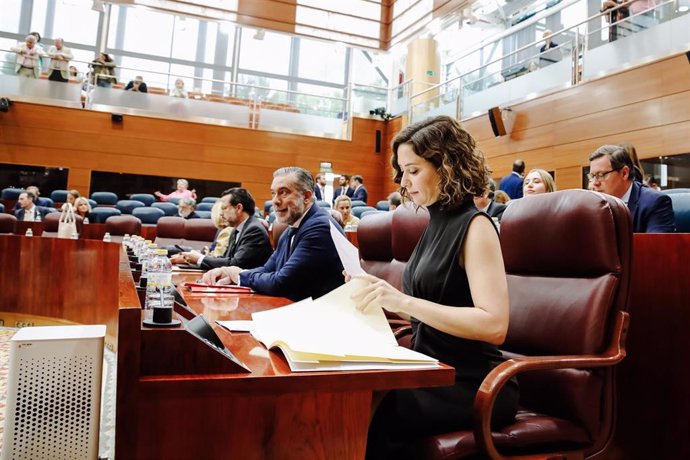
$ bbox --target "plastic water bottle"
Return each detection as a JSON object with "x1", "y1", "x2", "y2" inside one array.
[
  {"x1": 70, "y1": 231, "x2": 79, "y2": 240},
  {"x1": 122, "y1": 234, "x2": 131, "y2": 249},
  {"x1": 139, "y1": 243, "x2": 158, "y2": 287},
  {"x1": 144, "y1": 249, "x2": 174, "y2": 322},
  {"x1": 83, "y1": 217, "x2": 89, "y2": 225},
  {"x1": 138, "y1": 240, "x2": 153, "y2": 263},
  {"x1": 25, "y1": 228, "x2": 33, "y2": 237},
  {"x1": 103, "y1": 232, "x2": 112, "y2": 242},
  {"x1": 34, "y1": 213, "x2": 41, "y2": 223}
]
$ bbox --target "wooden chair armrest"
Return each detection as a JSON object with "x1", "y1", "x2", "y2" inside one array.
[
  {"x1": 393, "y1": 323, "x2": 412, "y2": 340},
  {"x1": 472, "y1": 310, "x2": 629, "y2": 460}
]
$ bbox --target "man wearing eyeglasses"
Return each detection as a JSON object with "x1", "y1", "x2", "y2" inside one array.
[{"x1": 588, "y1": 145, "x2": 675, "y2": 233}]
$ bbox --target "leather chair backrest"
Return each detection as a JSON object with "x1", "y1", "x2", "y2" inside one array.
[
  {"x1": 41, "y1": 212, "x2": 83, "y2": 237},
  {"x1": 116, "y1": 200, "x2": 146, "y2": 215},
  {"x1": 1, "y1": 188, "x2": 23, "y2": 200},
  {"x1": 130, "y1": 193, "x2": 155, "y2": 207},
  {"x1": 352, "y1": 206, "x2": 377, "y2": 218},
  {"x1": 201, "y1": 197, "x2": 219, "y2": 204},
  {"x1": 151, "y1": 202, "x2": 178, "y2": 216},
  {"x1": 154, "y1": 216, "x2": 186, "y2": 247},
  {"x1": 499, "y1": 190, "x2": 632, "y2": 448},
  {"x1": 182, "y1": 218, "x2": 218, "y2": 251},
  {"x1": 91, "y1": 192, "x2": 119, "y2": 206},
  {"x1": 105, "y1": 215, "x2": 142, "y2": 237},
  {"x1": 661, "y1": 188, "x2": 690, "y2": 195},
  {"x1": 50, "y1": 190, "x2": 68, "y2": 203},
  {"x1": 666, "y1": 192, "x2": 690, "y2": 232},
  {"x1": 90, "y1": 207, "x2": 122, "y2": 224},
  {"x1": 132, "y1": 207, "x2": 165, "y2": 225},
  {"x1": 0, "y1": 214, "x2": 17, "y2": 234},
  {"x1": 196, "y1": 202, "x2": 214, "y2": 212},
  {"x1": 375, "y1": 200, "x2": 389, "y2": 211}
]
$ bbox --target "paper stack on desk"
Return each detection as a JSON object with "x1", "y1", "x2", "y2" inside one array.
[{"x1": 249, "y1": 279, "x2": 438, "y2": 372}]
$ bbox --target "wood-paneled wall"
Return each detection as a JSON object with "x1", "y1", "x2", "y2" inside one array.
[
  {"x1": 461, "y1": 51, "x2": 690, "y2": 190},
  {"x1": 0, "y1": 104, "x2": 390, "y2": 205}
]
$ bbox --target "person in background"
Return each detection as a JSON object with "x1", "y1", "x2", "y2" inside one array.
[
  {"x1": 90, "y1": 52, "x2": 116, "y2": 88},
  {"x1": 474, "y1": 178, "x2": 506, "y2": 219},
  {"x1": 170, "y1": 78, "x2": 188, "y2": 98},
  {"x1": 350, "y1": 116, "x2": 518, "y2": 457},
  {"x1": 329, "y1": 209, "x2": 344, "y2": 228},
  {"x1": 15, "y1": 192, "x2": 50, "y2": 222},
  {"x1": 601, "y1": 0, "x2": 630, "y2": 41},
  {"x1": 202, "y1": 166, "x2": 345, "y2": 302},
  {"x1": 387, "y1": 192, "x2": 402, "y2": 211},
  {"x1": 644, "y1": 174, "x2": 661, "y2": 191},
  {"x1": 332, "y1": 175, "x2": 354, "y2": 203},
  {"x1": 124, "y1": 75, "x2": 148, "y2": 93},
  {"x1": 589, "y1": 144, "x2": 675, "y2": 233},
  {"x1": 620, "y1": 142, "x2": 645, "y2": 182},
  {"x1": 47, "y1": 38, "x2": 73, "y2": 83},
  {"x1": 177, "y1": 198, "x2": 200, "y2": 219},
  {"x1": 334, "y1": 195, "x2": 360, "y2": 228},
  {"x1": 68, "y1": 65, "x2": 81, "y2": 80},
  {"x1": 499, "y1": 160, "x2": 526, "y2": 199},
  {"x1": 493, "y1": 190, "x2": 511, "y2": 204},
  {"x1": 351, "y1": 175, "x2": 368, "y2": 204},
  {"x1": 538, "y1": 30, "x2": 561, "y2": 66},
  {"x1": 60, "y1": 189, "x2": 81, "y2": 211},
  {"x1": 155, "y1": 178, "x2": 197, "y2": 202},
  {"x1": 11, "y1": 35, "x2": 45, "y2": 79},
  {"x1": 523, "y1": 169, "x2": 556, "y2": 196},
  {"x1": 13, "y1": 186, "x2": 51, "y2": 210},
  {"x1": 73, "y1": 197, "x2": 93, "y2": 221},
  {"x1": 313, "y1": 173, "x2": 327, "y2": 201}
]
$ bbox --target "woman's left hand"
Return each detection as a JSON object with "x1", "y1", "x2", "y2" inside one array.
[{"x1": 351, "y1": 273, "x2": 409, "y2": 314}]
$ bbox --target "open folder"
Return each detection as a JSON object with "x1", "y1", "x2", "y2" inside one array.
[{"x1": 250, "y1": 279, "x2": 439, "y2": 372}]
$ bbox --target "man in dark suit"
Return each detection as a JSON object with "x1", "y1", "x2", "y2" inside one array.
[
  {"x1": 474, "y1": 178, "x2": 506, "y2": 220},
  {"x1": 589, "y1": 145, "x2": 675, "y2": 233},
  {"x1": 332, "y1": 175, "x2": 353, "y2": 203},
  {"x1": 351, "y1": 175, "x2": 368, "y2": 204},
  {"x1": 499, "y1": 160, "x2": 525, "y2": 199},
  {"x1": 178, "y1": 198, "x2": 201, "y2": 219},
  {"x1": 203, "y1": 167, "x2": 344, "y2": 301},
  {"x1": 15, "y1": 191, "x2": 50, "y2": 221},
  {"x1": 313, "y1": 173, "x2": 327, "y2": 202},
  {"x1": 179, "y1": 188, "x2": 273, "y2": 270}
]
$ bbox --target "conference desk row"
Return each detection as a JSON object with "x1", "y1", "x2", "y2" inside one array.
[{"x1": 0, "y1": 234, "x2": 688, "y2": 459}]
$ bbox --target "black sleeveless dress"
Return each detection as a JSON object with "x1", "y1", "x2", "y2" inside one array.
[{"x1": 366, "y1": 201, "x2": 519, "y2": 458}]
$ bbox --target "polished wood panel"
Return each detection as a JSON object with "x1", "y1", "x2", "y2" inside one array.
[
  {"x1": 0, "y1": 235, "x2": 123, "y2": 349},
  {"x1": 604, "y1": 234, "x2": 690, "y2": 459},
  {"x1": 0, "y1": 103, "x2": 389, "y2": 206}
]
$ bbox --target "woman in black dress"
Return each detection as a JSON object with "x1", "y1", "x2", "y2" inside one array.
[{"x1": 352, "y1": 115, "x2": 519, "y2": 458}]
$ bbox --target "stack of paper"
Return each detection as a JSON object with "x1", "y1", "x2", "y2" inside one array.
[{"x1": 249, "y1": 279, "x2": 439, "y2": 372}]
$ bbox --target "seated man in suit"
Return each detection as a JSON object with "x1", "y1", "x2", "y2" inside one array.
[
  {"x1": 178, "y1": 188, "x2": 272, "y2": 270},
  {"x1": 12, "y1": 186, "x2": 52, "y2": 210},
  {"x1": 178, "y1": 198, "x2": 200, "y2": 219},
  {"x1": 474, "y1": 178, "x2": 506, "y2": 220},
  {"x1": 589, "y1": 144, "x2": 675, "y2": 233},
  {"x1": 332, "y1": 174, "x2": 353, "y2": 203},
  {"x1": 15, "y1": 191, "x2": 50, "y2": 222},
  {"x1": 350, "y1": 174, "x2": 368, "y2": 204},
  {"x1": 202, "y1": 166, "x2": 344, "y2": 301}
]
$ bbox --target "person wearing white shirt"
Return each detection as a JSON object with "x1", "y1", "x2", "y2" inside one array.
[
  {"x1": 11, "y1": 35, "x2": 46, "y2": 79},
  {"x1": 15, "y1": 192, "x2": 48, "y2": 222}
]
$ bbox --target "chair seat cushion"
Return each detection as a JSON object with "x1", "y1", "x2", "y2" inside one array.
[{"x1": 409, "y1": 411, "x2": 591, "y2": 459}]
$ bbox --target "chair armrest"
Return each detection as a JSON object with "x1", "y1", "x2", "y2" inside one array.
[
  {"x1": 393, "y1": 324, "x2": 412, "y2": 340},
  {"x1": 473, "y1": 310, "x2": 630, "y2": 460}
]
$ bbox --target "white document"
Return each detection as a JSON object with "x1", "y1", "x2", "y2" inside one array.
[
  {"x1": 329, "y1": 221, "x2": 365, "y2": 276},
  {"x1": 250, "y1": 279, "x2": 438, "y2": 372}
]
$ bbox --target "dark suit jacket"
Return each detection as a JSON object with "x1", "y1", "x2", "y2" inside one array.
[
  {"x1": 15, "y1": 206, "x2": 50, "y2": 221},
  {"x1": 200, "y1": 216, "x2": 273, "y2": 270},
  {"x1": 332, "y1": 186, "x2": 354, "y2": 203},
  {"x1": 239, "y1": 204, "x2": 344, "y2": 301},
  {"x1": 627, "y1": 181, "x2": 676, "y2": 233},
  {"x1": 499, "y1": 172, "x2": 524, "y2": 199},
  {"x1": 352, "y1": 186, "x2": 368, "y2": 204},
  {"x1": 181, "y1": 211, "x2": 201, "y2": 220},
  {"x1": 124, "y1": 80, "x2": 148, "y2": 93},
  {"x1": 313, "y1": 185, "x2": 325, "y2": 202},
  {"x1": 486, "y1": 201, "x2": 507, "y2": 220}
]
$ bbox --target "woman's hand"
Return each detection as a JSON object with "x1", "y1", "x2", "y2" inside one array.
[{"x1": 350, "y1": 273, "x2": 409, "y2": 315}]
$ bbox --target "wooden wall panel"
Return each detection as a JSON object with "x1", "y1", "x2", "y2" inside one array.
[{"x1": 0, "y1": 103, "x2": 387, "y2": 205}]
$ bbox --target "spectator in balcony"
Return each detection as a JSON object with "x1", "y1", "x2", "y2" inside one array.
[
  {"x1": 538, "y1": 30, "x2": 561, "y2": 66},
  {"x1": 90, "y1": 52, "x2": 117, "y2": 88},
  {"x1": 68, "y1": 65, "x2": 82, "y2": 81},
  {"x1": 124, "y1": 75, "x2": 148, "y2": 93},
  {"x1": 47, "y1": 38, "x2": 73, "y2": 83},
  {"x1": 170, "y1": 78, "x2": 188, "y2": 98},
  {"x1": 11, "y1": 35, "x2": 45, "y2": 79},
  {"x1": 155, "y1": 179, "x2": 197, "y2": 202},
  {"x1": 601, "y1": 0, "x2": 630, "y2": 41},
  {"x1": 628, "y1": 0, "x2": 657, "y2": 32}
]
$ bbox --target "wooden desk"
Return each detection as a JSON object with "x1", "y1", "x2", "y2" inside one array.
[{"x1": 116, "y1": 273, "x2": 454, "y2": 459}]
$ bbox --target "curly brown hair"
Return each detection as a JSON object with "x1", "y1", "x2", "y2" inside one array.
[{"x1": 391, "y1": 116, "x2": 490, "y2": 210}]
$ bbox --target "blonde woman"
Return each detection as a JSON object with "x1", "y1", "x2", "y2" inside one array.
[
  {"x1": 334, "y1": 195, "x2": 360, "y2": 227},
  {"x1": 523, "y1": 169, "x2": 556, "y2": 196},
  {"x1": 73, "y1": 197, "x2": 92, "y2": 221}
]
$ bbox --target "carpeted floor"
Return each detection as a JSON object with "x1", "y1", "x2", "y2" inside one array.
[{"x1": 0, "y1": 328, "x2": 116, "y2": 460}]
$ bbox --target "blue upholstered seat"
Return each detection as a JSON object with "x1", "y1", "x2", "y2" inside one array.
[
  {"x1": 151, "y1": 202, "x2": 178, "y2": 216},
  {"x1": 50, "y1": 190, "x2": 68, "y2": 203},
  {"x1": 91, "y1": 192, "x2": 119, "y2": 206},
  {"x1": 351, "y1": 200, "x2": 366, "y2": 208},
  {"x1": 315, "y1": 200, "x2": 331, "y2": 209},
  {"x1": 667, "y1": 192, "x2": 690, "y2": 232},
  {"x1": 201, "y1": 197, "x2": 219, "y2": 203},
  {"x1": 132, "y1": 207, "x2": 166, "y2": 224},
  {"x1": 264, "y1": 200, "x2": 274, "y2": 215},
  {"x1": 116, "y1": 200, "x2": 146, "y2": 215},
  {"x1": 130, "y1": 193, "x2": 156, "y2": 206},
  {"x1": 1, "y1": 188, "x2": 23, "y2": 200},
  {"x1": 352, "y1": 206, "x2": 377, "y2": 218},
  {"x1": 195, "y1": 211, "x2": 212, "y2": 219},
  {"x1": 196, "y1": 202, "x2": 214, "y2": 212},
  {"x1": 375, "y1": 200, "x2": 390, "y2": 211},
  {"x1": 87, "y1": 199, "x2": 98, "y2": 209},
  {"x1": 90, "y1": 207, "x2": 122, "y2": 223}
]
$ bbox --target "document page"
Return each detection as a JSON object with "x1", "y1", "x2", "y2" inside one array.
[{"x1": 329, "y1": 221, "x2": 365, "y2": 276}]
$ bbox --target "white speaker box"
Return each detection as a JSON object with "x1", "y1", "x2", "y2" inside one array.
[{"x1": 1, "y1": 325, "x2": 106, "y2": 460}]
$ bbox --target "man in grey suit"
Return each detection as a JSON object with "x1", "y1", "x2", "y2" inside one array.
[{"x1": 179, "y1": 188, "x2": 273, "y2": 270}]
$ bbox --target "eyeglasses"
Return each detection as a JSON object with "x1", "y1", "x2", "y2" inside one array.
[{"x1": 587, "y1": 168, "x2": 621, "y2": 182}]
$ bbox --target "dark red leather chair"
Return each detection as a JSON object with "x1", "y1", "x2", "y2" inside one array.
[
  {"x1": 397, "y1": 190, "x2": 632, "y2": 459},
  {"x1": 41, "y1": 211, "x2": 83, "y2": 238},
  {"x1": 105, "y1": 215, "x2": 142, "y2": 242},
  {"x1": 182, "y1": 218, "x2": 219, "y2": 251},
  {"x1": 154, "y1": 216, "x2": 186, "y2": 248},
  {"x1": 0, "y1": 214, "x2": 17, "y2": 234}
]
